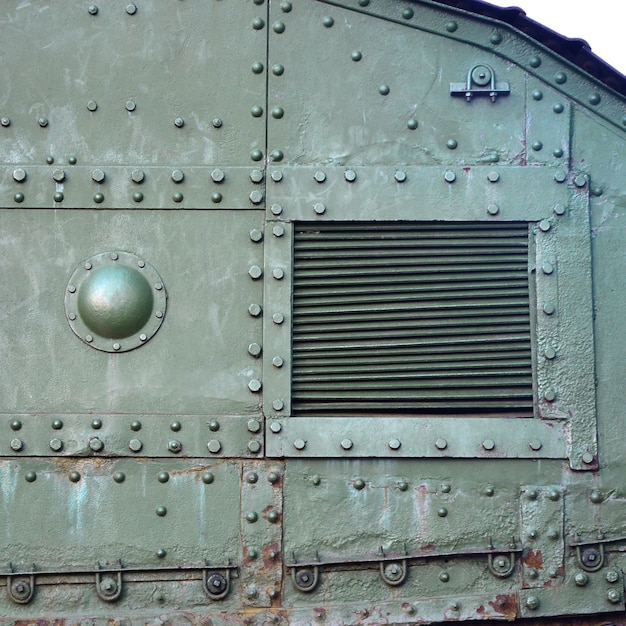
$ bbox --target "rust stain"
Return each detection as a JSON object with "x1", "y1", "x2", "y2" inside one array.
[
  {"x1": 488, "y1": 593, "x2": 518, "y2": 619},
  {"x1": 523, "y1": 548, "x2": 544, "y2": 570}
]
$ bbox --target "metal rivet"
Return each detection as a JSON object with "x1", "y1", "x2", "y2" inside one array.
[
  {"x1": 554, "y1": 72, "x2": 567, "y2": 84},
  {"x1": 248, "y1": 303, "x2": 262, "y2": 317},
  {"x1": 542, "y1": 262, "x2": 554, "y2": 275},
  {"x1": 211, "y1": 192, "x2": 222, "y2": 203},
  {"x1": 85, "y1": 335, "x2": 93, "y2": 343},
  {"x1": 250, "y1": 149, "x2": 263, "y2": 161},
  {"x1": 156, "y1": 548, "x2": 167, "y2": 559},
  {"x1": 174, "y1": 117, "x2": 185, "y2": 128},
  {"x1": 531, "y1": 141, "x2": 543, "y2": 151},
  {"x1": 379, "y1": 84, "x2": 390, "y2": 96},
  {"x1": 394, "y1": 171, "x2": 407, "y2": 182},
  {"x1": 293, "y1": 438, "x2": 306, "y2": 450},
  {"x1": 52, "y1": 419, "x2": 63, "y2": 430},
  {"x1": 53, "y1": 192, "x2": 64, "y2": 203},
  {"x1": 435, "y1": 438, "x2": 447, "y2": 450},
  {"x1": 207, "y1": 440, "x2": 222, "y2": 454},
  {"x1": 157, "y1": 471, "x2": 169, "y2": 483},
  {"x1": 87, "y1": 100, "x2": 98, "y2": 111},
  {"x1": 525, "y1": 596, "x2": 539, "y2": 610},
  {"x1": 92, "y1": 418, "x2": 103, "y2": 429},
  {"x1": 539, "y1": 219, "x2": 551, "y2": 232},
  {"x1": 156, "y1": 506, "x2": 167, "y2": 517},
  {"x1": 407, "y1": 118, "x2": 418, "y2": 130},
  {"x1": 251, "y1": 105, "x2": 263, "y2": 118},
  {"x1": 273, "y1": 268, "x2": 284, "y2": 280},
  {"x1": 10, "y1": 420, "x2": 22, "y2": 431},
  {"x1": 68, "y1": 471, "x2": 80, "y2": 483},
  {"x1": 437, "y1": 507, "x2": 448, "y2": 517},
  {"x1": 272, "y1": 399, "x2": 285, "y2": 411},
  {"x1": 272, "y1": 356, "x2": 284, "y2": 368},
  {"x1": 247, "y1": 419, "x2": 261, "y2": 434},
  {"x1": 248, "y1": 343, "x2": 262, "y2": 357},
  {"x1": 574, "y1": 571, "x2": 589, "y2": 586},
  {"x1": 575, "y1": 174, "x2": 588, "y2": 188},
  {"x1": 267, "y1": 510, "x2": 279, "y2": 523},
  {"x1": 606, "y1": 570, "x2": 620, "y2": 584},
  {"x1": 388, "y1": 438, "x2": 401, "y2": 450},
  {"x1": 487, "y1": 171, "x2": 500, "y2": 183},
  {"x1": 133, "y1": 191, "x2": 144, "y2": 202},
  {"x1": 543, "y1": 302, "x2": 555, "y2": 315},
  {"x1": 130, "y1": 169, "x2": 144, "y2": 184},
  {"x1": 445, "y1": 21, "x2": 458, "y2": 32},
  {"x1": 171, "y1": 169, "x2": 184, "y2": 183},
  {"x1": 13, "y1": 192, "x2": 24, "y2": 203},
  {"x1": 484, "y1": 485, "x2": 495, "y2": 496},
  {"x1": 92, "y1": 168, "x2": 105, "y2": 183},
  {"x1": 553, "y1": 148, "x2": 564, "y2": 158},
  {"x1": 487, "y1": 204, "x2": 499, "y2": 216},
  {"x1": 246, "y1": 472, "x2": 258, "y2": 484},
  {"x1": 202, "y1": 472, "x2": 214, "y2": 484},
  {"x1": 250, "y1": 170, "x2": 264, "y2": 184},
  {"x1": 0, "y1": 117, "x2": 10, "y2": 127},
  {"x1": 49, "y1": 438, "x2": 63, "y2": 452},
  {"x1": 531, "y1": 90, "x2": 543, "y2": 101},
  {"x1": 444, "y1": 170, "x2": 456, "y2": 183},
  {"x1": 170, "y1": 421, "x2": 181, "y2": 432},
  {"x1": 25, "y1": 471, "x2": 36, "y2": 482},
  {"x1": 271, "y1": 170, "x2": 283, "y2": 182},
  {"x1": 93, "y1": 193, "x2": 104, "y2": 203},
  {"x1": 314, "y1": 203, "x2": 326, "y2": 215},
  {"x1": 341, "y1": 438, "x2": 353, "y2": 450},
  {"x1": 439, "y1": 572, "x2": 450, "y2": 583},
  {"x1": 544, "y1": 347, "x2": 556, "y2": 360},
  {"x1": 446, "y1": 139, "x2": 458, "y2": 150},
  {"x1": 126, "y1": 3, "x2": 137, "y2": 15},
  {"x1": 270, "y1": 150, "x2": 284, "y2": 162},
  {"x1": 171, "y1": 192, "x2": 183, "y2": 203},
  {"x1": 167, "y1": 440, "x2": 181, "y2": 453},
  {"x1": 311, "y1": 474, "x2": 321, "y2": 486},
  {"x1": 553, "y1": 102, "x2": 565, "y2": 114},
  {"x1": 113, "y1": 471, "x2": 125, "y2": 483},
  {"x1": 273, "y1": 21, "x2": 286, "y2": 33},
  {"x1": 403, "y1": 8, "x2": 414, "y2": 19},
  {"x1": 314, "y1": 171, "x2": 326, "y2": 183},
  {"x1": 252, "y1": 17, "x2": 265, "y2": 29},
  {"x1": 582, "y1": 452, "x2": 595, "y2": 465},
  {"x1": 112, "y1": 342, "x2": 121, "y2": 351},
  {"x1": 270, "y1": 421, "x2": 282, "y2": 433},
  {"x1": 529, "y1": 439, "x2": 543, "y2": 451},
  {"x1": 125, "y1": 100, "x2": 136, "y2": 112},
  {"x1": 13, "y1": 168, "x2": 26, "y2": 182},
  {"x1": 354, "y1": 478, "x2": 365, "y2": 490},
  {"x1": 548, "y1": 488, "x2": 560, "y2": 501},
  {"x1": 248, "y1": 265, "x2": 263, "y2": 279},
  {"x1": 155, "y1": 311, "x2": 163, "y2": 319},
  {"x1": 529, "y1": 55, "x2": 541, "y2": 68},
  {"x1": 38, "y1": 117, "x2": 48, "y2": 127},
  {"x1": 248, "y1": 379, "x2": 262, "y2": 392},
  {"x1": 322, "y1": 16, "x2": 334, "y2": 27},
  {"x1": 52, "y1": 168, "x2": 65, "y2": 182},
  {"x1": 271, "y1": 107, "x2": 284, "y2": 119},
  {"x1": 272, "y1": 313, "x2": 284, "y2": 324},
  {"x1": 10, "y1": 438, "x2": 23, "y2": 452},
  {"x1": 246, "y1": 512, "x2": 258, "y2": 524},
  {"x1": 212, "y1": 118, "x2": 222, "y2": 128},
  {"x1": 272, "y1": 225, "x2": 285, "y2": 238},
  {"x1": 281, "y1": 1, "x2": 292, "y2": 11},
  {"x1": 554, "y1": 203, "x2": 566, "y2": 215},
  {"x1": 351, "y1": 50, "x2": 362, "y2": 62},
  {"x1": 271, "y1": 203, "x2": 283, "y2": 215},
  {"x1": 272, "y1": 64, "x2": 285, "y2": 76},
  {"x1": 344, "y1": 170, "x2": 357, "y2": 182},
  {"x1": 592, "y1": 186, "x2": 603, "y2": 197},
  {"x1": 554, "y1": 170, "x2": 567, "y2": 183},
  {"x1": 482, "y1": 439, "x2": 495, "y2": 451}
]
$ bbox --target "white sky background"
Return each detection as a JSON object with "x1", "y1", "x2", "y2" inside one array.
[{"x1": 484, "y1": 0, "x2": 626, "y2": 76}]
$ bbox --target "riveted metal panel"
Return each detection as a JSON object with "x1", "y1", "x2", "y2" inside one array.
[
  {"x1": 0, "y1": 209, "x2": 264, "y2": 457},
  {"x1": 0, "y1": 2, "x2": 266, "y2": 169}
]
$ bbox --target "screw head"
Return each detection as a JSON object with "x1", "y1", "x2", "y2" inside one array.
[
  {"x1": 49, "y1": 438, "x2": 63, "y2": 452},
  {"x1": 525, "y1": 595, "x2": 539, "y2": 610},
  {"x1": 293, "y1": 438, "x2": 306, "y2": 450},
  {"x1": 207, "y1": 439, "x2": 222, "y2": 454},
  {"x1": 341, "y1": 438, "x2": 353, "y2": 450},
  {"x1": 129, "y1": 438, "x2": 143, "y2": 452},
  {"x1": 167, "y1": 440, "x2": 182, "y2": 453},
  {"x1": 574, "y1": 571, "x2": 589, "y2": 586},
  {"x1": 607, "y1": 589, "x2": 621, "y2": 604},
  {"x1": 10, "y1": 438, "x2": 23, "y2": 452},
  {"x1": 89, "y1": 437, "x2": 104, "y2": 452}
]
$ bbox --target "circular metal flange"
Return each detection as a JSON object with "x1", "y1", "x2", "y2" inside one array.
[{"x1": 65, "y1": 251, "x2": 167, "y2": 352}]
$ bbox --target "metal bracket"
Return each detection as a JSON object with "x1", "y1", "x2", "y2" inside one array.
[
  {"x1": 450, "y1": 64, "x2": 510, "y2": 102},
  {"x1": 291, "y1": 565, "x2": 319, "y2": 593},
  {"x1": 203, "y1": 564, "x2": 232, "y2": 600},
  {"x1": 487, "y1": 538, "x2": 517, "y2": 578},
  {"x1": 7, "y1": 564, "x2": 35, "y2": 604},
  {"x1": 379, "y1": 559, "x2": 408, "y2": 586},
  {"x1": 95, "y1": 561, "x2": 123, "y2": 602},
  {"x1": 570, "y1": 536, "x2": 607, "y2": 572}
]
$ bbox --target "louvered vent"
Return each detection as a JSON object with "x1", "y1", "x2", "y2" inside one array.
[{"x1": 292, "y1": 222, "x2": 533, "y2": 417}]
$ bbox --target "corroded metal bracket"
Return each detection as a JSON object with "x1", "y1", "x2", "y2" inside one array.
[
  {"x1": 95, "y1": 562, "x2": 123, "y2": 602},
  {"x1": 450, "y1": 64, "x2": 510, "y2": 101},
  {"x1": 203, "y1": 566, "x2": 232, "y2": 601},
  {"x1": 6, "y1": 564, "x2": 35, "y2": 604}
]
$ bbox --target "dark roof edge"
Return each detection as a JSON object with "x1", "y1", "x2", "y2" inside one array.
[{"x1": 429, "y1": 0, "x2": 626, "y2": 97}]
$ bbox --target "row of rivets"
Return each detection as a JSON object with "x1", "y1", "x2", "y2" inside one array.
[
  {"x1": 22, "y1": 470, "x2": 218, "y2": 484},
  {"x1": 287, "y1": 436, "x2": 543, "y2": 452},
  {"x1": 10, "y1": 418, "x2": 229, "y2": 432}
]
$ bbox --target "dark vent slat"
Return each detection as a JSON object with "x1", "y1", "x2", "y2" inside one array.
[{"x1": 292, "y1": 222, "x2": 532, "y2": 417}]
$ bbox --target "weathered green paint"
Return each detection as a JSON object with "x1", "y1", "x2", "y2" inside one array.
[{"x1": 0, "y1": 0, "x2": 625, "y2": 623}]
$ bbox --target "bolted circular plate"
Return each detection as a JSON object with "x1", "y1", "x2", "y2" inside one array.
[{"x1": 65, "y1": 251, "x2": 167, "y2": 352}]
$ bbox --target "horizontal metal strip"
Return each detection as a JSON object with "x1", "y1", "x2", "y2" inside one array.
[
  {"x1": 293, "y1": 334, "x2": 531, "y2": 351},
  {"x1": 294, "y1": 352, "x2": 531, "y2": 367},
  {"x1": 293, "y1": 299, "x2": 531, "y2": 316},
  {"x1": 295, "y1": 230, "x2": 529, "y2": 241},
  {"x1": 294, "y1": 268, "x2": 529, "y2": 282},
  {"x1": 294, "y1": 359, "x2": 532, "y2": 375},
  {"x1": 291, "y1": 397, "x2": 532, "y2": 408},
  {"x1": 293, "y1": 314, "x2": 530, "y2": 331},
  {"x1": 293, "y1": 378, "x2": 532, "y2": 392},
  {"x1": 293, "y1": 326, "x2": 531, "y2": 342},
  {"x1": 294, "y1": 371, "x2": 532, "y2": 384},
  {"x1": 295, "y1": 285, "x2": 529, "y2": 299},
  {"x1": 294, "y1": 248, "x2": 528, "y2": 260}
]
